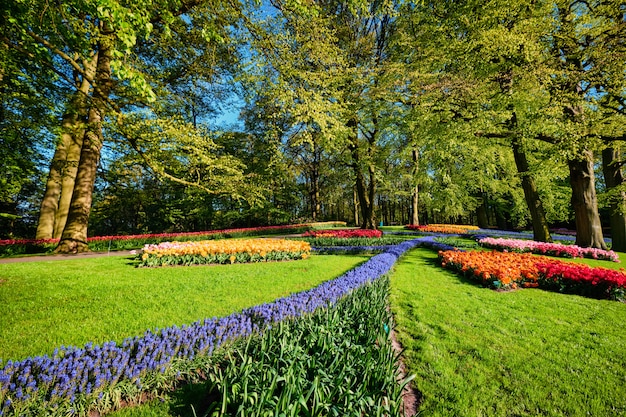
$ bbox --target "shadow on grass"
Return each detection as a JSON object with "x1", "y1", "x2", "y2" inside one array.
[
  {"x1": 165, "y1": 381, "x2": 218, "y2": 417},
  {"x1": 418, "y1": 249, "x2": 485, "y2": 289}
]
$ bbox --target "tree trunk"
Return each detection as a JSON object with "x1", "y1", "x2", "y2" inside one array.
[
  {"x1": 56, "y1": 29, "x2": 113, "y2": 253},
  {"x1": 36, "y1": 57, "x2": 95, "y2": 240},
  {"x1": 353, "y1": 186, "x2": 359, "y2": 226},
  {"x1": 309, "y1": 143, "x2": 321, "y2": 222},
  {"x1": 601, "y1": 146, "x2": 626, "y2": 252},
  {"x1": 366, "y1": 161, "x2": 376, "y2": 228},
  {"x1": 53, "y1": 123, "x2": 84, "y2": 239},
  {"x1": 511, "y1": 136, "x2": 552, "y2": 242},
  {"x1": 35, "y1": 138, "x2": 68, "y2": 240},
  {"x1": 348, "y1": 121, "x2": 376, "y2": 229},
  {"x1": 411, "y1": 148, "x2": 419, "y2": 226},
  {"x1": 476, "y1": 194, "x2": 489, "y2": 229},
  {"x1": 353, "y1": 159, "x2": 372, "y2": 228},
  {"x1": 568, "y1": 149, "x2": 607, "y2": 249},
  {"x1": 310, "y1": 165, "x2": 320, "y2": 222},
  {"x1": 53, "y1": 74, "x2": 93, "y2": 238}
]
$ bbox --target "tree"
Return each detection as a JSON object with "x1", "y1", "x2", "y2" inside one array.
[
  {"x1": 395, "y1": 0, "x2": 559, "y2": 238},
  {"x1": 241, "y1": 0, "x2": 401, "y2": 229},
  {"x1": 3, "y1": 0, "x2": 254, "y2": 251}
]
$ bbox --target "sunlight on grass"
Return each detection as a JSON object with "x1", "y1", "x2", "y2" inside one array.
[
  {"x1": 0, "y1": 253, "x2": 369, "y2": 361},
  {"x1": 390, "y1": 248, "x2": 626, "y2": 417}
]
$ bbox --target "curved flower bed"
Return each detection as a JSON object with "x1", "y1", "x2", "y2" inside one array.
[
  {"x1": 302, "y1": 229, "x2": 383, "y2": 238},
  {"x1": 137, "y1": 238, "x2": 311, "y2": 267},
  {"x1": 0, "y1": 239, "x2": 421, "y2": 416},
  {"x1": 478, "y1": 237, "x2": 619, "y2": 262},
  {"x1": 438, "y1": 250, "x2": 626, "y2": 301},
  {"x1": 406, "y1": 224, "x2": 478, "y2": 234}
]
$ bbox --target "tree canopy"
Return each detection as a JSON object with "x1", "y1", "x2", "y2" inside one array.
[{"x1": 1, "y1": 0, "x2": 624, "y2": 249}]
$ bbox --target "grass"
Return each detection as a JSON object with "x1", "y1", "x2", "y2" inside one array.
[
  {"x1": 390, "y1": 248, "x2": 626, "y2": 417},
  {"x1": 0, "y1": 253, "x2": 369, "y2": 362}
]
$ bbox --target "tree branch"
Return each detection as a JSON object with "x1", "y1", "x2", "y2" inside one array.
[{"x1": 26, "y1": 30, "x2": 94, "y2": 84}]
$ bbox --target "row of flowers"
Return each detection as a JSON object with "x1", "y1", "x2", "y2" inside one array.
[
  {"x1": 438, "y1": 250, "x2": 626, "y2": 301},
  {"x1": 302, "y1": 229, "x2": 383, "y2": 239},
  {"x1": 405, "y1": 224, "x2": 479, "y2": 234},
  {"x1": 0, "y1": 239, "x2": 420, "y2": 416},
  {"x1": 0, "y1": 224, "x2": 311, "y2": 248},
  {"x1": 137, "y1": 238, "x2": 311, "y2": 267},
  {"x1": 478, "y1": 237, "x2": 619, "y2": 262}
]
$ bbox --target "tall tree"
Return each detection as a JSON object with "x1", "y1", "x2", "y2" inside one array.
[
  {"x1": 241, "y1": 0, "x2": 400, "y2": 229},
  {"x1": 3, "y1": 0, "x2": 253, "y2": 251},
  {"x1": 396, "y1": 0, "x2": 557, "y2": 238},
  {"x1": 538, "y1": 0, "x2": 626, "y2": 248}
]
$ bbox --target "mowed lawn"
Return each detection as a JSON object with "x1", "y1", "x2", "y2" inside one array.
[
  {"x1": 0, "y1": 253, "x2": 369, "y2": 361},
  {"x1": 390, "y1": 248, "x2": 626, "y2": 417}
]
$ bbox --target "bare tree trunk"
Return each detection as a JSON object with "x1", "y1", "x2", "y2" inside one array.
[
  {"x1": 53, "y1": 128, "x2": 84, "y2": 238},
  {"x1": 511, "y1": 136, "x2": 552, "y2": 242},
  {"x1": 568, "y1": 149, "x2": 607, "y2": 249},
  {"x1": 602, "y1": 146, "x2": 626, "y2": 252},
  {"x1": 56, "y1": 29, "x2": 113, "y2": 253}
]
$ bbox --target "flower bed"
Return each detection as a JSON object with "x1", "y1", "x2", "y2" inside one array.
[
  {"x1": 478, "y1": 237, "x2": 619, "y2": 262},
  {"x1": 439, "y1": 250, "x2": 539, "y2": 289},
  {"x1": 438, "y1": 250, "x2": 626, "y2": 300},
  {"x1": 302, "y1": 229, "x2": 383, "y2": 238},
  {"x1": 0, "y1": 239, "x2": 420, "y2": 416},
  {"x1": 535, "y1": 260, "x2": 626, "y2": 302},
  {"x1": 301, "y1": 229, "x2": 396, "y2": 251},
  {"x1": 405, "y1": 224, "x2": 479, "y2": 234},
  {"x1": 0, "y1": 224, "x2": 312, "y2": 256},
  {"x1": 137, "y1": 238, "x2": 311, "y2": 267}
]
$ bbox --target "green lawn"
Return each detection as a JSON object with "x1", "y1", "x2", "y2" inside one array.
[
  {"x1": 0, "y1": 253, "x2": 369, "y2": 362},
  {"x1": 390, "y1": 248, "x2": 626, "y2": 417}
]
